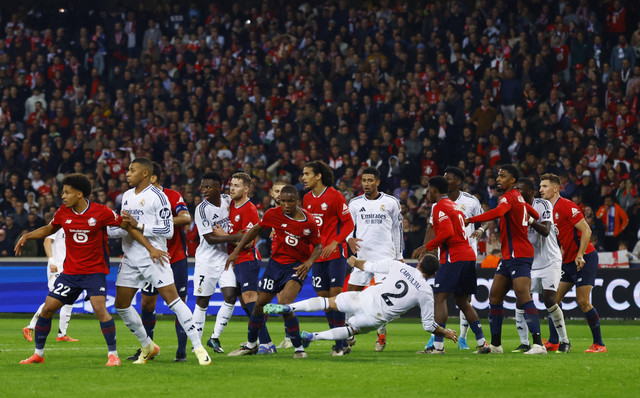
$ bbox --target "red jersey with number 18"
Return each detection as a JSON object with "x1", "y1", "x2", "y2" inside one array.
[
  {"x1": 426, "y1": 198, "x2": 476, "y2": 263},
  {"x1": 303, "y1": 187, "x2": 354, "y2": 261},
  {"x1": 260, "y1": 207, "x2": 321, "y2": 264},
  {"x1": 163, "y1": 187, "x2": 188, "y2": 263},
  {"x1": 229, "y1": 199, "x2": 262, "y2": 263},
  {"x1": 51, "y1": 201, "x2": 123, "y2": 275},
  {"x1": 553, "y1": 197, "x2": 596, "y2": 264}
]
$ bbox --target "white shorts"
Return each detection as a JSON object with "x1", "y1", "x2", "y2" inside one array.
[
  {"x1": 531, "y1": 264, "x2": 562, "y2": 294},
  {"x1": 335, "y1": 291, "x2": 383, "y2": 333},
  {"x1": 348, "y1": 268, "x2": 387, "y2": 287},
  {"x1": 116, "y1": 258, "x2": 175, "y2": 290},
  {"x1": 193, "y1": 263, "x2": 236, "y2": 297}
]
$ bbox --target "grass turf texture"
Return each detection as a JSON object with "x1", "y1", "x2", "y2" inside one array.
[{"x1": 1, "y1": 314, "x2": 639, "y2": 398}]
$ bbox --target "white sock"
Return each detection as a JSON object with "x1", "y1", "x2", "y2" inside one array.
[
  {"x1": 58, "y1": 305, "x2": 73, "y2": 337},
  {"x1": 377, "y1": 324, "x2": 386, "y2": 335},
  {"x1": 211, "y1": 302, "x2": 234, "y2": 339},
  {"x1": 35, "y1": 348, "x2": 44, "y2": 357},
  {"x1": 313, "y1": 326, "x2": 351, "y2": 341},
  {"x1": 28, "y1": 303, "x2": 45, "y2": 329},
  {"x1": 108, "y1": 350, "x2": 118, "y2": 357},
  {"x1": 193, "y1": 304, "x2": 208, "y2": 341},
  {"x1": 459, "y1": 310, "x2": 469, "y2": 339},
  {"x1": 434, "y1": 341, "x2": 445, "y2": 350},
  {"x1": 515, "y1": 308, "x2": 530, "y2": 345},
  {"x1": 547, "y1": 304, "x2": 569, "y2": 343},
  {"x1": 116, "y1": 306, "x2": 151, "y2": 347},
  {"x1": 170, "y1": 299, "x2": 202, "y2": 349},
  {"x1": 290, "y1": 297, "x2": 328, "y2": 312}
]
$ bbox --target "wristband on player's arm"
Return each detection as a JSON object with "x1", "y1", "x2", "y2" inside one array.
[
  {"x1": 136, "y1": 223, "x2": 144, "y2": 232},
  {"x1": 47, "y1": 257, "x2": 55, "y2": 267}
]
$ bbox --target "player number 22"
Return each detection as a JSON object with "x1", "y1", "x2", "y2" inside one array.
[
  {"x1": 53, "y1": 283, "x2": 71, "y2": 297},
  {"x1": 381, "y1": 280, "x2": 409, "y2": 306}
]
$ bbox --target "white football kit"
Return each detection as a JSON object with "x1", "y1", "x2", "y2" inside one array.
[
  {"x1": 347, "y1": 193, "x2": 404, "y2": 286},
  {"x1": 193, "y1": 195, "x2": 235, "y2": 296},
  {"x1": 335, "y1": 260, "x2": 437, "y2": 333},
  {"x1": 46, "y1": 229, "x2": 66, "y2": 290},
  {"x1": 529, "y1": 198, "x2": 562, "y2": 293},
  {"x1": 112, "y1": 185, "x2": 175, "y2": 290},
  {"x1": 428, "y1": 191, "x2": 483, "y2": 255}
]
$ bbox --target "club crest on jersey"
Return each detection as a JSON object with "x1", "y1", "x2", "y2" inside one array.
[
  {"x1": 303, "y1": 228, "x2": 311, "y2": 236},
  {"x1": 380, "y1": 204, "x2": 385, "y2": 211},
  {"x1": 65, "y1": 219, "x2": 72, "y2": 224},
  {"x1": 235, "y1": 214, "x2": 240, "y2": 222},
  {"x1": 139, "y1": 199, "x2": 145, "y2": 207},
  {"x1": 321, "y1": 202, "x2": 328, "y2": 210},
  {"x1": 460, "y1": 204, "x2": 466, "y2": 211},
  {"x1": 88, "y1": 217, "x2": 97, "y2": 226}
]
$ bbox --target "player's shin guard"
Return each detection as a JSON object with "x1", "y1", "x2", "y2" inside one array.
[
  {"x1": 169, "y1": 298, "x2": 202, "y2": 349},
  {"x1": 141, "y1": 311, "x2": 156, "y2": 340},
  {"x1": 314, "y1": 326, "x2": 352, "y2": 341},
  {"x1": 522, "y1": 301, "x2": 542, "y2": 345},
  {"x1": 100, "y1": 319, "x2": 117, "y2": 352},
  {"x1": 333, "y1": 310, "x2": 347, "y2": 349},
  {"x1": 488, "y1": 304, "x2": 504, "y2": 346},
  {"x1": 116, "y1": 306, "x2": 152, "y2": 347},
  {"x1": 58, "y1": 304, "x2": 73, "y2": 337},
  {"x1": 290, "y1": 297, "x2": 329, "y2": 312},
  {"x1": 459, "y1": 311, "x2": 470, "y2": 340},
  {"x1": 434, "y1": 323, "x2": 446, "y2": 350},
  {"x1": 211, "y1": 302, "x2": 234, "y2": 339},
  {"x1": 175, "y1": 317, "x2": 187, "y2": 356},
  {"x1": 547, "y1": 304, "x2": 568, "y2": 343},
  {"x1": 469, "y1": 320, "x2": 486, "y2": 346},
  {"x1": 584, "y1": 308, "x2": 604, "y2": 346},
  {"x1": 193, "y1": 305, "x2": 208, "y2": 340},
  {"x1": 34, "y1": 316, "x2": 52, "y2": 355},
  {"x1": 284, "y1": 316, "x2": 303, "y2": 349},
  {"x1": 247, "y1": 313, "x2": 265, "y2": 345},
  {"x1": 28, "y1": 303, "x2": 45, "y2": 329},
  {"x1": 515, "y1": 308, "x2": 530, "y2": 345}
]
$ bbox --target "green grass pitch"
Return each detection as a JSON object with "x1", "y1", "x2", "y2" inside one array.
[{"x1": 1, "y1": 314, "x2": 639, "y2": 398}]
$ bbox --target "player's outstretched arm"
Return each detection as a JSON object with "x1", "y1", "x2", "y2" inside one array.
[
  {"x1": 347, "y1": 255, "x2": 366, "y2": 270},
  {"x1": 530, "y1": 220, "x2": 551, "y2": 237},
  {"x1": 124, "y1": 224, "x2": 170, "y2": 266},
  {"x1": 294, "y1": 243, "x2": 322, "y2": 280},
  {"x1": 14, "y1": 224, "x2": 58, "y2": 256},
  {"x1": 226, "y1": 223, "x2": 263, "y2": 269},
  {"x1": 466, "y1": 201, "x2": 511, "y2": 225},
  {"x1": 207, "y1": 227, "x2": 243, "y2": 244}
]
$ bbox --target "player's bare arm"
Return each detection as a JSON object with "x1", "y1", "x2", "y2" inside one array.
[
  {"x1": 173, "y1": 210, "x2": 192, "y2": 226},
  {"x1": 432, "y1": 324, "x2": 458, "y2": 343},
  {"x1": 347, "y1": 255, "x2": 366, "y2": 270},
  {"x1": 294, "y1": 243, "x2": 322, "y2": 279},
  {"x1": 14, "y1": 224, "x2": 59, "y2": 256},
  {"x1": 470, "y1": 222, "x2": 490, "y2": 240},
  {"x1": 226, "y1": 223, "x2": 264, "y2": 269},
  {"x1": 347, "y1": 237, "x2": 362, "y2": 253},
  {"x1": 530, "y1": 220, "x2": 551, "y2": 237},
  {"x1": 573, "y1": 218, "x2": 592, "y2": 271},
  {"x1": 211, "y1": 226, "x2": 244, "y2": 243},
  {"x1": 320, "y1": 240, "x2": 340, "y2": 259},
  {"x1": 43, "y1": 237, "x2": 58, "y2": 273}
]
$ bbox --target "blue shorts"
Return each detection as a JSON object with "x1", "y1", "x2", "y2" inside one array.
[
  {"x1": 259, "y1": 259, "x2": 304, "y2": 294},
  {"x1": 561, "y1": 251, "x2": 598, "y2": 287},
  {"x1": 233, "y1": 260, "x2": 260, "y2": 292},
  {"x1": 433, "y1": 260, "x2": 477, "y2": 295},
  {"x1": 495, "y1": 257, "x2": 533, "y2": 280},
  {"x1": 311, "y1": 258, "x2": 347, "y2": 291},
  {"x1": 48, "y1": 273, "x2": 107, "y2": 305},
  {"x1": 142, "y1": 258, "x2": 189, "y2": 297}
]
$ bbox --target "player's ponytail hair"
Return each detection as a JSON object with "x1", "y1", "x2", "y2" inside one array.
[
  {"x1": 305, "y1": 160, "x2": 335, "y2": 187},
  {"x1": 62, "y1": 173, "x2": 92, "y2": 198},
  {"x1": 418, "y1": 254, "x2": 440, "y2": 277}
]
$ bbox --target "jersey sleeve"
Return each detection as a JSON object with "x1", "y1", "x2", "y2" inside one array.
[
  {"x1": 107, "y1": 225, "x2": 128, "y2": 238},
  {"x1": 468, "y1": 196, "x2": 512, "y2": 223},
  {"x1": 419, "y1": 287, "x2": 438, "y2": 333},
  {"x1": 391, "y1": 199, "x2": 404, "y2": 260},
  {"x1": 143, "y1": 195, "x2": 174, "y2": 239},
  {"x1": 539, "y1": 201, "x2": 553, "y2": 223},
  {"x1": 51, "y1": 207, "x2": 64, "y2": 228},
  {"x1": 362, "y1": 260, "x2": 391, "y2": 274},
  {"x1": 195, "y1": 204, "x2": 212, "y2": 238},
  {"x1": 425, "y1": 206, "x2": 455, "y2": 251},
  {"x1": 258, "y1": 208, "x2": 278, "y2": 229},
  {"x1": 567, "y1": 201, "x2": 585, "y2": 226},
  {"x1": 245, "y1": 203, "x2": 261, "y2": 229},
  {"x1": 347, "y1": 199, "x2": 358, "y2": 240},
  {"x1": 99, "y1": 206, "x2": 123, "y2": 227},
  {"x1": 334, "y1": 193, "x2": 355, "y2": 243},
  {"x1": 308, "y1": 220, "x2": 321, "y2": 246}
]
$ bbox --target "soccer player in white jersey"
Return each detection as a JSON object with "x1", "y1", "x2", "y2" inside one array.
[
  {"x1": 514, "y1": 178, "x2": 570, "y2": 353},
  {"x1": 110, "y1": 158, "x2": 211, "y2": 365},
  {"x1": 347, "y1": 166, "x2": 403, "y2": 352},
  {"x1": 23, "y1": 229, "x2": 78, "y2": 343},
  {"x1": 192, "y1": 172, "x2": 238, "y2": 349},
  {"x1": 413, "y1": 167, "x2": 488, "y2": 350},
  {"x1": 264, "y1": 254, "x2": 458, "y2": 346}
]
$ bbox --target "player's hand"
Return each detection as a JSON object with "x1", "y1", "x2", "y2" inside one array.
[
  {"x1": 119, "y1": 219, "x2": 131, "y2": 230},
  {"x1": 470, "y1": 229, "x2": 483, "y2": 240},
  {"x1": 121, "y1": 211, "x2": 138, "y2": 228},
  {"x1": 148, "y1": 247, "x2": 170, "y2": 266},
  {"x1": 14, "y1": 235, "x2": 27, "y2": 256},
  {"x1": 464, "y1": 218, "x2": 471, "y2": 226},
  {"x1": 49, "y1": 264, "x2": 58, "y2": 273},
  {"x1": 347, "y1": 255, "x2": 358, "y2": 268},
  {"x1": 411, "y1": 246, "x2": 429, "y2": 259},
  {"x1": 212, "y1": 226, "x2": 228, "y2": 236},
  {"x1": 444, "y1": 328, "x2": 458, "y2": 343},
  {"x1": 294, "y1": 261, "x2": 312, "y2": 280},
  {"x1": 320, "y1": 241, "x2": 339, "y2": 259},
  {"x1": 575, "y1": 256, "x2": 586, "y2": 271},
  {"x1": 225, "y1": 252, "x2": 239, "y2": 270},
  {"x1": 348, "y1": 238, "x2": 362, "y2": 253}
]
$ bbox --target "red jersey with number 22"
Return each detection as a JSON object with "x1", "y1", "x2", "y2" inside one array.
[
  {"x1": 303, "y1": 187, "x2": 354, "y2": 261},
  {"x1": 553, "y1": 197, "x2": 595, "y2": 264},
  {"x1": 426, "y1": 198, "x2": 476, "y2": 263},
  {"x1": 51, "y1": 201, "x2": 123, "y2": 275},
  {"x1": 229, "y1": 199, "x2": 261, "y2": 263},
  {"x1": 260, "y1": 207, "x2": 321, "y2": 264}
]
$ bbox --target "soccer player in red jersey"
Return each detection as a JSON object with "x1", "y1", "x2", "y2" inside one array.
[
  {"x1": 421, "y1": 176, "x2": 489, "y2": 354},
  {"x1": 302, "y1": 161, "x2": 354, "y2": 356},
  {"x1": 127, "y1": 162, "x2": 193, "y2": 362},
  {"x1": 15, "y1": 173, "x2": 167, "y2": 366},
  {"x1": 539, "y1": 173, "x2": 606, "y2": 353},
  {"x1": 227, "y1": 185, "x2": 322, "y2": 358},
  {"x1": 210, "y1": 172, "x2": 274, "y2": 353},
  {"x1": 466, "y1": 165, "x2": 546, "y2": 354}
]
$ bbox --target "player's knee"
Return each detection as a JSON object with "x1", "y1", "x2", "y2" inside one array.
[
  {"x1": 576, "y1": 297, "x2": 592, "y2": 312},
  {"x1": 140, "y1": 298, "x2": 156, "y2": 312},
  {"x1": 196, "y1": 296, "x2": 210, "y2": 308}
]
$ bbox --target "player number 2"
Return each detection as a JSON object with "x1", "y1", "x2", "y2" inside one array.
[
  {"x1": 457, "y1": 214, "x2": 467, "y2": 240},
  {"x1": 53, "y1": 283, "x2": 71, "y2": 297},
  {"x1": 381, "y1": 280, "x2": 409, "y2": 306}
]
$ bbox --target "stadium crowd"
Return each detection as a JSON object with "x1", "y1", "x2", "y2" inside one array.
[{"x1": 0, "y1": 0, "x2": 640, "y2": 259}]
